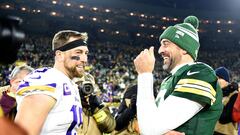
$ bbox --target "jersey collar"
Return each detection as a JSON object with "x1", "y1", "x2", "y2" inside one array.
[{"x1": 170, "y1": 62, "x2": 195, "y2": 75}]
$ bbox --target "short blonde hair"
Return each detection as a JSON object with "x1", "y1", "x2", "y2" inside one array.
[
  {"x1": 9, "y1": 65, "x2": 34, "y2": 80},
  {"x1": 52, "y1": 30, "x2": 88, "y2": 51}
]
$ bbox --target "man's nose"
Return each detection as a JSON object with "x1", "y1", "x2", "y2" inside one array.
[{"x1": 158, "y1": 45, "x2": 164, "y2": 54}]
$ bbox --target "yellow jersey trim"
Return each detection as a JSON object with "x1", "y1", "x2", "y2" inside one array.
[
  {"x1": 0, "y1": 107, "x2": 3, "y2": 117},
  {"x1": 177, "y1": 79, "x2": 216, "y2": 96},
  {"x1": 175, "y1": 87, "x2": 216, "y2": 104},
  {"x1": 175, "y1": 79, "x2": 216, "y2": 104},
  {"x1": 17, "y1": 86, "x2": 56, "y2": 95}
]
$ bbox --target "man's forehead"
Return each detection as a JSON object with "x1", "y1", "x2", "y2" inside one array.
[
  {"x1": 13, "y1": 70, "x2": 29, "y2": 79},
  {"x1": 161, "y1": 39, "x2": 172, "y2": 44}
]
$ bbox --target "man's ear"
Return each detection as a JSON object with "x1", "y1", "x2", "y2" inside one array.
[
  {"x1": 9, "y1": 79, "x2": 14, "y2": 86},
  {"x1": 182, "y1": 49, "x2": 188, "y2": 55},
  {"x1": 55, "y1": 50, "x2": 64, "y2": 61}
]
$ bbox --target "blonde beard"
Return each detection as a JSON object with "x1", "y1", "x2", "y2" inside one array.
[{"x1": 65, "y1": 65, "x2": 84, "y2": 79}]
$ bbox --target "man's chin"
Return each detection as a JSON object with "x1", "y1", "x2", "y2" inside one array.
[
  {"x1": 75, "y1": 68, "x2": 85, "y2": 76},
  {"x1": 77, "y1": 71, "x2": 84, "y2": 78},
  {"x1": 70, "y1": 71, "x2": 83, "y2": 78},
  {"x1": 77, "y1": 74, "x2": 84, "y2": 78},
  {"x1": 163, "y1": 64, "x2": 172, "y2": 72},
  {"x1": 163, "y1": 64, "x2": 169, "y2": 70},
  {"x1": 162, "y1": 65, "x2": 168, "y2": 71}
]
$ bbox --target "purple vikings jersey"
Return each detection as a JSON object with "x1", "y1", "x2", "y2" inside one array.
[{"x1": 16, "y1": 67, "x2": 83, "y2": 135}]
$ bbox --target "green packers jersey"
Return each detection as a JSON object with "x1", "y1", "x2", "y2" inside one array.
[{"x1": 155, "y1": 62, "x2": 223, "y2": 135}]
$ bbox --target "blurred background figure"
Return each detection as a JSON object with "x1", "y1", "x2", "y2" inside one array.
[
  {"x1": 214, "y1": 66, "x2": 239, "y2": 135},
  {"x1": 113, "y1": 84, "x2": 139, "y2": 135},
  {"x1": 74, "y1": 73, "x2": 116, "y2": 135},
  {"x1": 232, "y1": 83, "x2": 240, "y2": 135},
  {"x1": 0, "y1": 65, "x2": 33, "y2": 120},
  {"x1": 0, "y1": 16, "x2": 25, "y2": 65},
  {"x1": 0, "y1": 15, "x2": 28, "y2": 135}
]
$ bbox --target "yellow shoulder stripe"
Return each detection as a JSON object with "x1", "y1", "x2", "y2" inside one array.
[
  {"x1": 0, "y1": 107, "x2": 3, "y2": 117},
  {"x1": 175, "y1": 87, "x2": 216, "y2": 105},
  {"x1": 177, "y1": 79, "x2": 216, "y2": 96},
  {"x1": 17, "y1": 86, "x2": 56, "y2": 95}
]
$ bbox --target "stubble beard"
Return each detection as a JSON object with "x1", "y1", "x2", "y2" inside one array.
[
  {"x1": 64, "y1": 61, "x2": 84, "y2": 79},
  {"x1": 162, "y1": 57, "x2": 174, "y2": 72}
]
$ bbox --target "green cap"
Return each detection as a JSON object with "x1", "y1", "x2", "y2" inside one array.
[{"x1": 159, "y1": 15, "x2": 200, "y2": 61}]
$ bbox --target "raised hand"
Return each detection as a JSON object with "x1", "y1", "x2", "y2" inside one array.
[{"x1": 134, "y1": 46, "x2": 155, "y2": 74}]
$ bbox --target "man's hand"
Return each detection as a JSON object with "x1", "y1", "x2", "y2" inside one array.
[
  {"x1": 164, "y1": 130, "x2": 185, "y2": 135},
  {"x1": 89, "y1": 95, "x2": 103, "y2": 113},
  {"x1": 134, "y1": 46, "x2": 155, "y2": 74}
]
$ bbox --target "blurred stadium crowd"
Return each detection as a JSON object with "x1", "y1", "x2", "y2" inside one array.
[
  {"x1": 0, "y1": 35, "x2": 240, "y2": 101},
  {"x1": 1, "y1": 0, "x2": 240, "y2": 134},
  {"x1": 0, "y1": 0, "x2": 240, "y2": 108},
  {"x1": 0, "y1": 0, "x2": 240, "y2": 112}
]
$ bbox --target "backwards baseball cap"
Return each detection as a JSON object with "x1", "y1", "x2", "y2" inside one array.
[
  {"x1": 159, "y1": 15, "x2": 200, "y2": 61},
  {"x1": 215, "y1": 67, "x2": 230, "y2": 82}
]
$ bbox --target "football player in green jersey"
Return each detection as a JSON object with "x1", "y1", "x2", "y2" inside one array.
[{"x1": 134, "y1": 16, "x2": 223, "y2": 135}]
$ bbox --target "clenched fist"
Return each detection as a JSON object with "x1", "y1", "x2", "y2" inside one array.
[{"x1": 134, "y1": 46, "x2": 155, "y2": 74}]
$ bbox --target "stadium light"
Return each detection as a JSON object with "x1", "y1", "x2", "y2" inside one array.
[
  {"x1": 50, "y1": 11, "x2": 57, "y2": 16},
  {"x1": 79, "y1": 16, "x2": 84, "y2": 20},
  {"x1": 100, "y1": 29, "x2": 104, "y2": 32},
  {"x1": 5, "y1": 4, "x2": 10, "y2": 8},
  {"x1": 105, "y1": 9, "x2": 110, "y2": 13},
  {"x1": 92, "y1": 7, "x2": 98, "y2": 11},
  {"x1": 66, "y1": 3, "x2": 71, "y2": 7},
  {"x1": 79, "y1": 5, "x2": 84, "y2": 8},
  {"x1": 52, "y1": 1, "x2": 57, "y2": 4},
  {"x1": 21, "y1": 7, "x2": 26, "y2": 11},
  {"x1": 162, "y1": 17, "x2": 167, "y2": 20},
  {"x1": 92, "y1": 17, "x2": 97, "y2": 21},
  {"x1": 173, "y1": 18, "x2": 178, "y2": 21},
  {"x1": 151, "y1": 25, "x2": 156, "y2": 28}
]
